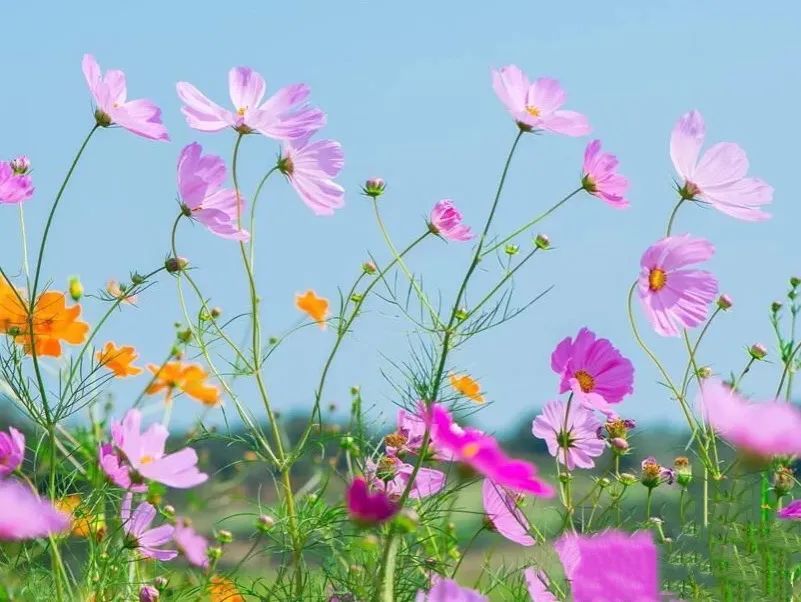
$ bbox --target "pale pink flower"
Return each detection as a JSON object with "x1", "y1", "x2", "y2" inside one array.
[
  {"x1": 581, "y1": 140, "x2": 629, "y2": 208},
  {"x1": 671, "y1": 110, "x2": 772, "y2": 221},
  {"x1": 0, "y1": 160, "x2": 34, "y2": 204},
  {"x1": 482, "y1": 479, "x2": 534, "y2": 546},
  {"x1": 173, "y1": 518, "x2": 209, "y2": 568},
  {"x1": 0, "y1": 426, "x2": 25, "y2": 477},
  {"x1": 121, "y1": 493, "x2": 177, "y2": 561},
  {"x1": 532, "y1": 400, "x2": 605, "y2": 470},
  {"x1": 365, "y1": 458, "x2": 446, "y2": 501},
  {"x1": 386, "y1": 407, "x2": 454, "y2": 460},
  {"x1": 416, "y1": 577, "x2": 488, "y2": 602},
  {"x1": 279, "y1": 139, "x2": 345, "y2": 215},
  {"x1": 429, "y1": 200, "x2": 473, "y2": 242},
  {"x1": 0, "y1": 479, "x2": 69, "y2": 540},
  {"x1": 524, "y1": 568, "x2": 558, "y2": 602}
]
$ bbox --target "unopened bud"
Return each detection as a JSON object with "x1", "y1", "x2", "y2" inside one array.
[
  {"x1": 618, "y1": 472, "x2": 637, "y2": 486},
  {"x1": 362, "y1": 177, "x2": 386, "y2": 198},
  {"x1": 598, "y1": 477, "x2": 611, "y2": 488},
  {"x1": 340, "y1": 435, "x2": 356, "y2": 451},
  {"x1": 165, "y1": 256, "x2": 189, "y2": 273},
  {"x1": 177, "y1": 328, "x2": 192, "y2": 344},
  {"x1": 154, "y1": 576, "x2": 168, "y2": 589},
  {"x1": 697, "y1": 366, "x2": 712, "y2": 379},
  {"x1": 504, "y1": 244, "x2": 520, "y2": 256},
  {"x1": 207, "y1": 546, "x2": 223, "y2": 561},
  {"x1": 772, "y1": 301, "x2": 783, "y2": 313},
  {"x1": 139, "y1": 585, "x2": 159, "y2": 602},
  {"x1": 674, "y1": 456, "x2": 693, "y2": 488},
  {"x1": 610, "y1": 437, "x2": 629, "y2": 452},
  {"x1": 350, "y1": 293, "x2": 363, "y2": 303},
  {"x1": 534, "y1": 234, "x2": 550, "y2": 250},
  {"x1": 749, "y1": 343, "x2": 768, "y2": 360},
  {"x1": 454, "y1": 307, "x2": 469, "y2": 321},
  {"x1": 130, "y1": 272, "x2": 145, "y2": 285},
  {"x1": 210, "y1": 306, "x2": 222, "y2": 318},
  {"x1": 774, "y1": 466, "x2": 795, "y2": 498},
  {"x1": 791, "y1": 276, "x2": 800, "y2": 288},
  {"x1": 68, "y1": 276, "x2": 83, "y2": 301},
  {"x1": 216, "y1": 529, "x2": 233, "y2": 544},
  {"x1": 257, "y1": 515, "x2": 275, "y2": 532},
  {"x1": 350, "y1": 385, "x2": 360, "y2": 396},
  {"x1": 717, "y1": 294, "x2": 733, "y2": 310},
  {"x1": 162, "y1": 505, "x2": 175, "y2": 518},
  {"x1": 10, "y1": 156, "x2": 30, "y2": 175},
  {"x1": 362, "y1": 261, "x2": 377, "y2": 275}
]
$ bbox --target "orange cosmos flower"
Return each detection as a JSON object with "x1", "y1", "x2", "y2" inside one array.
[
  {"x1": 147, "y1": 361, "x2": 221, "y2": 406},
  {"x1": 449, "y1": 373, "x2": 485, "y2": 404},
  {"x1": 54, "y1": 494, "x2": 106, "y2": 540},
  {"x1": 96, "y1": 342, "x2": 143, "y2": 377},
  {"x1": 295, "y1": 289, "x2": 329, "y2": 330},
  {"x1": 209, "y1": 576, "x2": 244, "y2": 602}
]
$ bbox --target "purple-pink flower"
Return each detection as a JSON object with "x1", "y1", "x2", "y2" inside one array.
[
  {"x1": 429, "y1": 200, "x2": 473, "y2": 242},
  {"x1": 415, "y1": 577, "x2": 488, "y2": 602},
  {"x1": 177, "y1": 142, "x2": 249, "y2": 241},
  {"x1": 532, "y1": 400, "x2": 605, "y2": 470},
  {"x1": 492, "y1": 65, "x2": 590, "y2": 136},
  {"x1": 173, "y1": 518, "x2": 209, "y2": 568},
  {"x1": 550, "y1": 327, "x2": 634, "y2": 415},
  {"x1": 427, "y1": 403, "x2": 554, "y2": 497},
  {"x1": 366, "y1": 458, "x2": 446, "y2": 501},
  {"x1": 82, "y1": 54, "x2": 169, "y2": 141},
  {"x1": 778, "y1": 500, "x2": 801, "y2": 520},
  {"x1": 139, "y1": 585, "x2": 159, "y2": 602},
  {"x1": 386, "y1": 407, "x2": 453, "y2": 460},
  {"x1": 581, "y1": 140, "x2": 629, "y2": 209},
  {"x1": 0, "y1": 479, "x2": 69, "y2": 540},
  {"x1": 482, "y1": 479, "x2": 534, "y2": 546},
  {"x1": 699, "y1": 379, "x2": 801, "y2": 458},
  {"x1": 638, "y1": 235, "x2": 719, "y2": 337},
  {"x1": 279, "y1": 139, "x2": 345, "y2": 216},
  {"x1": 671, "y1": 110, "x2": 773, "y2": 221},
  {"x1": 0, "y1": 160, "x2": 34, "y2": 204},
  {"x1": 346, "y1": 477, "x2": 398, "y2": 525},
  {"x1": 0, "y1": 426, "x2": 25, "y2": 477},
  {"x1": 177, "y1": 67, "x2": 324, "y2": 140},
  {"x1": 524, "y1": 568, "x2": 558, "y2": 602},
  {"x1": 121, "y1": 493, "x2": 177, "y2": 561}
]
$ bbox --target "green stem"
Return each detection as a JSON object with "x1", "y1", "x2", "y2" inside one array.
[
  {"x1": 665, "y1": 196, "x2": 686, "y2": 237},
  {"x1": 776, "y1": 341, "x2": 801, "y2": 398},
  {"x1": 379, "y1": 532, "x2": 400, "y2": 602},
  {"x1": 466, "y1": 246, "x2": 541, "y2": 319},
  {"x1": 248, "y1": 166, "x2": 279, "y2": 266},
  {"x1": 646, "y1": 487, "x2": 653, "y2": 519},
  {"x1": 18, "y1": 204, "x2": 30, "y2": 287}
]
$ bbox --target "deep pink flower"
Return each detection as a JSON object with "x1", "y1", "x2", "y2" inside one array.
[
  {"x1": 524, "y1": 568, "x2": 558, "y2": 602},
  {"x1": 177, "y1": 143, "x2": 249, "y2": 241},
  {"x1": 100, "y1": 409, "x2": 207, "y2": 490},
  {"x1": 427, "y1": 404, "x2": 554, "y2": 497},
  {"x1": 532, "y1": 400, "x2": 605, "y2": 470},
  {"x1": 121, "y1": 493, "x2": 177, "y2": 561},
  {"x1": 699, "y1": 379, "x2": 801, "y2": 457},
  {"x1": 346, "y1": 477, "x2": 398, "y2": 525},
  {"x1": 0, "y1": 479, "x2": 69, "y2": 540},
  {"x1": 550, "y1": 328, "x2": 634, "y2": 415},
  {"x1": 492, "y1": 65, "x2": 590, "y2": 136},
  {"x1": 778, "y1": 500, "x2": 801, "y2": 520},
  {"x1": 366, "y1": 458, "x2": 446, "y2": 501},
  {"x1": 638, "y1": 235, "x2": 719, "y2": 337},
  {"x1": 415, "y1": 577, "x2": 488, "y2": 602},
  {"x1": 279, "y1": 139, "x2": 345, "y2": 215},
  {"x1": 482, "y1": 479, "x2": 534, "y2": 546},
  {"x1": 0, "y1": 161, "x2": 34, "y2": 204},
  {"x1": 0, "y1": 426, "x2": 25, "y2": 477},
  {"x1": 139, "y1": 585, "x2": 159, "y2": 602},
  {"x1": 177, "y1": 67, "x2": 324, "y2": 140},
  {"x1": 173, "y1": 518, "x2": 209, "y2": 568},
  {"x1": 671, "y1": 110, "x2": 772, "y2": 221},
  {"x1": 581, "y1": 140, "x2": 629, "y2": 209},
  {"x1": 82, "y1": 54, "x2": 168, "y2": 141},
  {"x1": 429, "y1": 200, "x2": 473, "y2": 242}
]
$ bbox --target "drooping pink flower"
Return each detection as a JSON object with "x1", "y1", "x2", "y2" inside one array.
[
  {"x1": 121, "y1": 493, "x2": 177, "y2": 561},
  {"x1": 278, "y1": 139, "x2": 345, "y2": 215},
  {"x1": 177, "y1": 143, "x2": 249, "y2": 241},
  {"x1": 427, "y1": 404, "x2": 554, "y2": 497},
  {"x1": 82, "y1": 54, "x2": 169, "y2": 141},
  {"x1": 581, "y1": 140, "x2": 629, "y2": 208},
  {"x1": 346, "y1": 477, "x2": 398, "y2": 525},
  {"x1": 482, "y1": 479, "x2": 534, "y2": 546},
  {"x1": 416, "y1": 577, "x2": 488, "y2": 602},
  {"x1": 778, "y1": 500, "x2": 801, "y2": 520},
  {"x1": 173, "y1": 518, "x2": 209, "y2": 568},
  {"x1": 524, "y1": 568, "x2": 558, "y2": 602},
  {"x1": 492, "y1": 65, "x2": 590, "y2": 136},
  {"x1": 365, "y1": 458, "x2": 446, "y2": 501},
  {"x1": 699, "y1": 379, "x2": 801, "y2": 458},
  {"x1": 139, "y1": 585, "x2": 159, "y2": 602},
  {"x1": 429, "y1": 200, "x2": 473, "y2": 242},
  {"x1": 638, "y1": 235, "x2": 719, "y2": 337},
  {"x1": 100, "y1": 409, "x2": 207, "y2": 490},
  {"x1": 0, "y1": 160, "x2": 34, "y2": 204},
  {"x1": 0, "y1": 479, "x2": 69, "y2": 540},
  {"x1": 177, "y1": 67, "x2": 324, "y2": 140},
  {"x1": 532, "y1": 400, "x2": 605, "y2": 470},
  {"x1": 0, "y1": 426, "x2": 25, "y2": 477},
  {"x1": 550, "y1": 328, "x2": 634, "y2": 415},
  {"x1": 671, "y1": 110, "x2": 772, "y2": 221}
]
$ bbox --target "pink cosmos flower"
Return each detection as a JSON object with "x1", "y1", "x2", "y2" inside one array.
[
  {"x1": 366, "y1": 458, "x2": 447, "y2": 501},
  {"x1": 279, "y1": 139, "x2": 345, "y2": 215},
  {"x1": 0, "y1": 479, "x2": 69, "y2": 540},
  {"x1": 346, "y1": 477, "x2": 398, "y2": 525},
  {"x1": 427, "y1": 403, "x2": 554, "y2": 497},
  {"x1": 177, "y1": 67, "x2": 324, "y2": 140},
  {"x1": 524, "y1": 568, "x2": 558, "y2": 602},
  {"x1": 0, "y1": 160, "x2": 34, "y2": 204},
  {"x1": 550, "y1": 328, "x2": 634, "y2": 415},
  {"x1": 139, "y1": 585, "x2": 159, "y2": 602},
  {"x1": 173, "y1": 518, "x2": 209, "y2": 568},
  {"x1": 532, "y1": 400, "x2": 605, "y2": 470},
  {"x1": 778, "y1": 500, "x2": 801, "y2": 520},
  {"x1": 482, "y1": 479, "x2": 534, "y2": 546},
  {"x1": 638, "y1": 235, "x2": 719, "y2": 337},
  {"x1": 82, "y1": 54, "x2": 168, "y2": 141},
  {"x1": 671, "y1": 110, "x2": 773, "y2": 221},
  {"x1": 121, "y1": 493, "x2": 177, "y2": 561},
  {"x1": 492, "y1": 65, "x2": 590, "y2": 136},
  {"x1": 699, "y1": 379, "x2": 801, "y2": 457},
  {"x1": 416, "y1": 577, "x2": 488, "y2": 602},
  {"x1": 177, "y1": 143, "x2": 249, "y2": 241},
  {"x1": 0, "y1": 426, "x2": 25, "y2": 477},
  {"x1": 386, "y1": 407, "x2": 454, "y2": 461},
  {"x1": 428, "y1": 200, "x2": 473, "y2": 242},
  {"x1": 581, "y1": 140, "x2": 629, "y2": 208},
  {"x1": 100, "y1": 409, "x2": 207, "y2": 490}
]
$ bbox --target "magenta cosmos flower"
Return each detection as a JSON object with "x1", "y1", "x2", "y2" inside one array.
[
  {"x1": 581, "y1": 140, "x2": 629, "y2": 209},
  {"x1": 173, "y1": 518, "x2": 209, "y2": 568},
  {"x1": 177, "y1": 67, "x2": 324, "y2": 140},
  {"x1": 278, "y1": 139, "x2": 345, "y2": 216},
  {"x1": 177, "y1": 142, "x2": 249, "y2": 241},
  {"x1": 638, "y1": 235, "x2": 719, "y2": 337},
  {"x1": 0, "y1": 426, "x2": 25, "y2": 477},
  {"x1": 492, "y1": 65, "x2": 590, "y2": 136},
  {"x1": 532, "y1": 400, "x2": 605, "y2": 470},
  {"x1": 416, "y1": 577, "x2": 488, "y2": 602},
  {"x1": 0, "y1": 159, "x2": 34, "y2": 204},
  {"x1": 482, "y1": 479, "x2": 534, "y2": 546},
  {"x1": 121, "y1": 493, "x2": 177, "y2": 561},
  {"x1": 778, "y1": 500, "x2": 801, "y2": 520},
  {"x1": 385, "y1": 407, "x2": 454, "y2": 461},
  {"x1": 0, "y1": 479, "x2": 69, "y2": 540},
  {"x1": 82, "y1": 54, "x2": 168, "y2": 141},
  {"x1": 427, "y1": 404, "x2": 554, "y2": 497},
  {"x1": 346, "y1": 476, "x2": 398, "y2": 525},
  {"x1": 429, "y1": 200, "x2": 474, "y2": 242},
  {"x1": 699, "y1": 379, "x2": 801, "y2": 457},
  {"x1": 100, "y1": 409, "x2": 207, "y2": 491},
  {"x1": 671, "y1": 110, "x2": 773, "y2": 221},
  {"x1": 551, "y1": 328, "x2": 634, "y2": 415}
]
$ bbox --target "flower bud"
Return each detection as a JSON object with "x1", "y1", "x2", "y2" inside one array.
[
  {"x1": 791, "y1": 276, "x2": 800, "y2": 288},
  {"x1": 210, "y1": 306, "x2": 222, "y2": 318},
  {"x1": 454, "y1": 307, "x2": 469, "y2": 321},
  {"x1": 207, "y1": 546, "x2": 223, "y2": 561},
  {"x1": 162, "y1": 505, "x2": 175, "y2": 519},
  {"x1": 350, "y1": 385, "x2": 360, "y2": 396},
  {"x1": 360, "y1": 533, "x2": 379, "y2": 550},
  {"x1": 696, "y1": 366, "x2": 713, "y2": 379},
  {"x1": 350, "y1": 293, "x2": 363, "y2": 303},
  {"x1": 362, "y1": 177, "x2": 386, "y2": 198},
  {"x1": 177, "y1": 328, "x2": 192, "y2": 344},
  {"x1": 216, "y1": 529, "x2": 233, "y2": 544},
  {"x1": 716, "y1": 294, "x2": 733, "y2": 310},
  {"x1": 618, "y1": 472, "x2": 637, "y2": 486},
  {"x1": 610, "y1": 437, "x2": 629, "y2": 453},
  {"x1": 772, "y1": 301, "x2": 783, "y2": 313},
  {"x1": 362, "y1": 261, "x2": 377, "y2": 275},
  {"x1": 339, "y1": 435, "x2": 356, "y2": 451},
  {"x1": 257, "y1": 515, "x2": 275, "y2": 532},
  {"x1": 154, "y1": 576, "x2": 168, "y2": 589},
  {"x1": 749, "y1": 343, "x2": 768, "y2": 360},
  {"x1": 598, "y1": 477, "x2": 611, "y2": 488},
  {"x1": 504, "y1": 244, "x2": 520, "y2": 256},
  {"x1": 774, "y1": 466, "x2": 795, "y2": 498},
  {"x1": 534, "y1": 234, "x2": 550, "y2": 250},
  {"x1": 10, "y1": 156, "x2": 30, "y2": 175},
  {"x1": 68, "y1": 276, "x2": 84, "y2": 301},
  {"x1": 139, "y1": 585, "x2": 160, "y2": 602},
  {"x1": 674, "y1": 456, "x2": 693, "y2": 488},
  {"x1": 165, "y1": 256, "x2": 189, "y2": 273}
]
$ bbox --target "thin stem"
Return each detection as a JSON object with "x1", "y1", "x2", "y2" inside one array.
[
  {"x1": 450, "y1": 526, "x2": 484, "y2": 578},
  {"x1": 776, "y1": 341, "x2": 801, "y2": 398},
  {"x1": 665, "y1": 196, "x2": 686, "y2": 237},
  {"x1": 680, "y1": 308, "x2": 721, "y2": 397},
  {"x1": 466, "y1": 247, "x2": 540, "y2": 319},
  {"x1": 248, "y1": 167, "x2": 279, "y2": 266},
  {"x1": 18, "y1": 204, "x2": 30, "y2": 287},
  {"x1": 646, "y1": 487, "x2": 653, "y2": 519},
  {"x1": 560, "y1": 394, "x2": 575, "y2": 532}
]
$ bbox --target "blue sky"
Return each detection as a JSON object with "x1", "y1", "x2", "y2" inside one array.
[{"x1": 1, "y1": 2, "x2": 799, "y2": 435}]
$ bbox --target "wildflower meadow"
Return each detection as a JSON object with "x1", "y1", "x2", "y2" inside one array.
[{"x1": 1, "y1": 21, "x2": 801, "y2": 602}]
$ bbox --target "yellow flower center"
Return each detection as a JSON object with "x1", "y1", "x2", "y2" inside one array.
[
  {"x1": 236, "y1": 106, "x2": 247, "y2": 117},
  {"x1": 139, "y1": 455, "x2": 155, "y2": 465},
  {"x1": 461, "y1": 443, "x2": 480, "y2": 458},
  {"x1": 648, "y1": 268, "x2": 667, "y2": 292},
  {"x1": 525, "y1": 105, "x2": 541, "y2": 117},
  {"x1": 574, "y1": 370, "x2": 595, "y2": 393}
]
